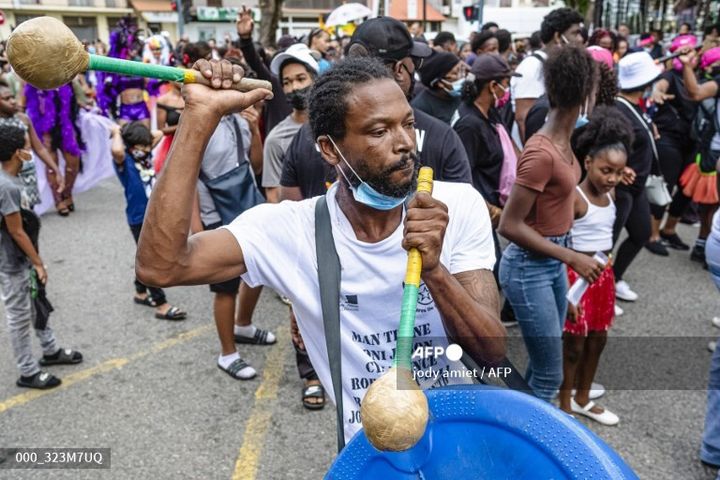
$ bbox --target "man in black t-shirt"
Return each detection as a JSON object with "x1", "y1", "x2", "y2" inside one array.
[{"x1": 280, "y1": 16, "x2": 471, "y2": 201}]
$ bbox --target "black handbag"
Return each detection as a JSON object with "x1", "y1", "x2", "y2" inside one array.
[{"x1": 199, "y1": 116, "x2": 264, "y2": 225}]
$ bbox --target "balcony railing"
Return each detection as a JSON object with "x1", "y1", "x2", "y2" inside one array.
[
  {"x1": 69, "y1": 0, "x2": 95, "y2": 6},
  {"x1": 17, "y1": 0, "x2": 41, "y2": 5}
]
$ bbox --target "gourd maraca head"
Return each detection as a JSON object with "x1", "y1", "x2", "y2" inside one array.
[
  {"x1": 360, "y1": 367, "x2": 429, "y2": 451},
  {"x1": 7, "y1": 16, "x2": 89, "y2": 90}
]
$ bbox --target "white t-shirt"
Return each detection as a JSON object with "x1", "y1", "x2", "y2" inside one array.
[
  {"x1": 223, "y1": 181, "x2": 495, "y2": 442},
  {"x1": 510, "y1": 51, "x2": 547, "y2": 109}
]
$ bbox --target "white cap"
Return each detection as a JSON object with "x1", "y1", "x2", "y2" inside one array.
[
  {"x1": 270, "y1": 43, "x2": 319, "y2": 76},
  {"x1": 618, "y1": 52, "x2": 663, "y2": 90}
]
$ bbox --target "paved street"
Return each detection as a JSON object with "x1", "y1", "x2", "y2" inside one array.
[{"x1": 0, "y1": 179, "x2": 718, "y2": 479}]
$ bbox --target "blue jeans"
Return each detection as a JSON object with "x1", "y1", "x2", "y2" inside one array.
[
  {"x1": 703, "y1": 232, "x2": 720, "y2": 468},
  {"x1": 499, "y1": 236, "x2": 569, "y2": 402}
]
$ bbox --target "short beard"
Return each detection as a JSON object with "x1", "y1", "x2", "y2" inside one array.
[{"x1": 341, "y1": 152, "x2": 420, "y2": 198}]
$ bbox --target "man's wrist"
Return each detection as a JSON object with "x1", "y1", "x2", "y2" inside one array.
[
  {"x1": 184, "y1": 104, "x2": 223, "y2": 122},
  {"x1": 421, "y1": 263, "x2": 448, "y2": 285}
]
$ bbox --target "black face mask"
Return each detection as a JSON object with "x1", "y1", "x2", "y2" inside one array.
[
  {"x1": 401, "y1": 62, "x2": 416, "y2": 100},
  {"x1": 286, "y1": 86, "x2": 311, "y2": 110}
]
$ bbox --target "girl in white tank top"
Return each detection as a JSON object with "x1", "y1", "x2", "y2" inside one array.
[{"x1": 559, "y1": 105, "x2": 633, "y2": 427}]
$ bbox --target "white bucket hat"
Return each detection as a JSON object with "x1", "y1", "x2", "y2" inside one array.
[
  {"x1": 617, "y1": 51, "x2": 663, "y2": 90},
  {"x1": 270, "y1": 43, "x2": 319, "y2": 76}
]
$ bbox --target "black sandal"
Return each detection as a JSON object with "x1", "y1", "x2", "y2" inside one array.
[
  {"x1": 235, "y1": 328, "x2": 276, "y2": 345},
  {"x1": 302, "y1": 382, "x2": 326, "y2": 410},
  {"x1": 134, "y1": 295, "x2": 158, "y2": 307},
  {"x1": 16, "y1": 371, "x2": 61, "y2": 389},
  {"x1": 39, "y1": 348, "x2": 83, "y2": 366},
  {"x1": 155, "y1": 306, "x2": 187, "y2": 321},
  {"x1": 217, "y1": 358, "x2": 256, "y2": 380}
]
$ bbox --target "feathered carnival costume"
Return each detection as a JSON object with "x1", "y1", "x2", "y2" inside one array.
[
  {"x1": 96, "y1": 16, "x2": 152, "y2": 120},
  {"x1": 24, "y1": 84, "x2": 84, "y2": 158}
]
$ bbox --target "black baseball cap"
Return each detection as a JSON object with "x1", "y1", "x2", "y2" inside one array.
[
  {"x1": 350, "y1": 17, "x2": 432, "y2": 61},
  {"x1": 470, "y1": 53, "x2": 521, "y2": 81}
]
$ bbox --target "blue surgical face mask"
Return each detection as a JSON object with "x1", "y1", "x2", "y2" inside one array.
[
  {"x1": 327, "y1": 135, "x2": 408, "y2": 210},
  {"x1": 443, "y1": 78, "x2": 464, "y2": 98}
]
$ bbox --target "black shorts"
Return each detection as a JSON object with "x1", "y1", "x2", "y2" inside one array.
[{"x1": 204, "y1": 221, "x2": 242, "y2": 294}]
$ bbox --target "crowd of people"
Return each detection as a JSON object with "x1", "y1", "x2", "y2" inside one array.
[{"x1": 0, "y1": 6, "x2": 719, "y2": 476}]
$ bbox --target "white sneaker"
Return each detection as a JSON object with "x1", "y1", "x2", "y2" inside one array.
[
  {"x1": 614, "y1": 304, "x2": 624, "y2": 317},
  {"x1": 570, "y1": 398, "x2": 619, "y2": 426},
  {"x1": 710, "y1": 341, "x2": 717, "y2": 353},
  {"x1": 571, "y1": 382, "x2": 606, "y2": 400},
  {"x1": 615, "y1": 280, "x2": 638, "y2": 302},
  {"x1": 712, "y1": 317, "x2": 720, "y2": 329}
]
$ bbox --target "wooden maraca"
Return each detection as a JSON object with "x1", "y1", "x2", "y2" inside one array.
[
  {"x1": 6, "y1": 16, "x2": 271, "y2": 92},
  {"x1": 359, "y1": 167, "x2": 434, "y2": 452}
]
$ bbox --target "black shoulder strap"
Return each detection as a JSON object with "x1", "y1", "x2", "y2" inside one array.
[
  {"x1": 314, "y1": 196, "x2": 345, "y2": 452},
  {"x1": 229, "y1": 114, "x2": 246, "y2": 166},
  {"x1": 531, "y1": 52, "x2": 546, "y2": 63}
]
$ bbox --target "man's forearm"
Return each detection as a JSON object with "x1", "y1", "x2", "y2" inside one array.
[
  {"x1": 239, "y1": 37, "x2": 272, "y2": 82},
  {"x1": 422, "y1": 265, "x2": 506, "y2": 364},
  {"x1": 9, "y1": 230, "x2": 42, "y2": 266},
  {"x1": 136, "y1": 108, "x2": 221, "y2": 283}
]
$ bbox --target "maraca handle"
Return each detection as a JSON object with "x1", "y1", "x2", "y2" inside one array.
[
  {"x1": 396, "y1": 167, "x2": 434, "y2": 370},
  {"x1": 88, "y1": 55, "x2": 271, "y2": 92}
]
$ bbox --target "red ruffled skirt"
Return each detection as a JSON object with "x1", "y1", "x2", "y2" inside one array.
[{"x1": 564, "y1": 265, "x2": 615, "y2": 336}]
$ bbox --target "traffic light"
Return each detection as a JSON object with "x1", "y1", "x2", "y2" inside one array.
[{"x1": 463, "y1": 5, "x2": 479, "y2": 21}]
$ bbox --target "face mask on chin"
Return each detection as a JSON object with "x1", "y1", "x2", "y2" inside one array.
[{"x1": 326, "y1": 135, "x2": 416, "y2": 211}]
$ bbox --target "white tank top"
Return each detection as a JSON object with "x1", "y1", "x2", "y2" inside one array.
[{"x1": 570, "y1": 186, "x2": 616, "y2": 252}]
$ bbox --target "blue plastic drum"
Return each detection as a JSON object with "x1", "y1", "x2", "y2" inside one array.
[{"x1": 326, "y1": 385, "x2": 638, "y2": 479}]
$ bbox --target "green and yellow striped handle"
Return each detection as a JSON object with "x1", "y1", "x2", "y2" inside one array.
[{"x1": 395, "y1": 167, "x2": 434, "y2": 370}]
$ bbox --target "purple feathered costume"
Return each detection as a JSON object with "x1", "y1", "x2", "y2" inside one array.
[
  {"x1": 96, "y1": 16, "x2": 153, "y2": 120},
  {"x1": 24, "y1": 84, "x2": 84, "y2": 158}
]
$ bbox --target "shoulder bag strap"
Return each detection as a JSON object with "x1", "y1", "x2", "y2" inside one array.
[
  {"x1": 531, "y1": 52, "x2": 546, "y2": 63},
  {"x1": 198, "y1": 116, "x2": 247, "y2": 183},
  {"x1": 616, "y1": 96, "x2": 661, "y2": 171},
  {"x1": 314, "y1": 195, "x2": 345, "y2": 452},
  {"x1": 230, "y1": 114, "x2": 246, "y2": 166}
]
